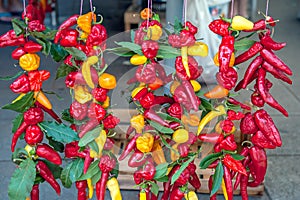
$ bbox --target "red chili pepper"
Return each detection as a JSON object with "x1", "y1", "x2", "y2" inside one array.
[
  {"x1": 78, "y1": 118, "x2": 99, "y2": 138},
  {"x1": 28, "y1": 70, "x2": 51, "y2": 91},
  {"x1": 97, "y1": 155, "x2": 116, "y2": 200},
  {"x1": 35, "y1": 101, "x2": 62, "y2": 123},
  {"x1": 161, "y1": 165, "x2": 179, "y2": 200},
  {"x1": 126, "y1": 126, "x2": 135, "y2": 139},
  {"x1": 244, "y1": 19, "x2": 266, "y2": 32},
  {"x1": 30, "y1": 184, "x2": 39, "y2": 200},
  {"x1": 219, "y1": 35, "x2": 235, "y2": 71},
  {"x1": 234, "y1": 42, "x2": 263, "y2": 65},
  {"x1": 185, "y1": 21, "x2": 198, "y2": 35},
  {"x1": 24, "y1": 125, "x2": 43, "y2": 145},
  {"x1": 135, "y1": 64, "x2": 157, "y2": 84},
  {"x1": 24, "y1": 41, "x2": 43, "y2": 53},
  {"x1": 208, "y1": 19, "x2": 230, "y2": 36},
  {"x1": 240, "y1": 173, "x2": 249, "y2": 200},
  {"x1": 103, "y1": 114, "x2": 120, "y2": 129},
  {"x1": 36, "y1": 160, "x2": 61, "y2": 195},
  {"x1": 64, "y1": 72, "x2": 77, "y2": 88},
  {"x1": 170, "y1": 185, "x2": 185, "y2": 200},
  {"x1": 223, "y1": 165, "x2": 233, "y2": 200},
  {"x1": 218, "y1": 134, "x2": 237, "y2": 151},
  {"x1": 0, "y1": 30, "x2": 25, "y2": 47},
  {"x1": 223, "y1": 154, "x2": 247, "y2": 176},
  {"x1": 134, "y1": 28, "x2": 147, "y2": 45},
  {"x1": 241, "y1": 56, "x2": 263, "y2": 89},
  {"x1": 118, "y1": 134, "x2": 141, "y2": 161},
  {"x1": 235, "y1": 71, "x2": 258, "y2": 92},
  {"x1": 251, "y1": 91, "x2": 265, "y2": 107},
  {"x1": 141, "y1": 40, "x2": 159, "y2": 59},
  {"x1": 240, "y1": 112, "x2": 259, "y2": 134},
  {"x1": 76, "y1": 180, "x2": 87, "y2": 200},
  {"x1": 128, "y1": 151, "x2": 149, "y2": 167},
  {"x1": 208, "y1": 175, "x2": 217, "y2": 200},
  {"x1": 11, "y1": 107, "x2": 44, "y2": 152},
  {"x1": 11, "y1": 47, "x2": 26, "y2": 60},
  {"x1": 153, "y1": 96, "x2": 174, "y2": 105},
  {"x1": 175, "y1": 56, "x2": 203, "y2": 80},
  {"x1": 9, "y1": 74, "x2": 31, "y2": 93},
  {"x1": 234, "y1": 155, "x2": 251, "y2": 190},
  {"x1": 65, "y1": 141, "x2": 87, "y2": 159},
  {"x1": 216, "y1": 67, "x2": 238, "y2": 90},
  {"x1": 58, "y1": 29, "x2": 79, "y2": 47},
  {"x1": 262, "y1": 61, "x2": 292, "y2": 84},
  {"x1": 168, "y1": 30, "x2": 196, "y2": 48},
  {"x1": 104, "y1": 138, "x2": 115, "y2": 150},
  {"x1": 138, "y1": 161, "x2": 156, "y2": 181},
  {"x1": 198, "y1": 133, "x2": 224, "y2": 144},
  {"x1": 254, "y1": 109, "x2": 282, "y2": 147},
  {"x1": 187, "y1": 162, "x2": 201, "y2": 190},
  {"x1": 260, "y1": 48, "x2": 292, "y2": 75},
  {"x1": 54, "y1": 14, "x2": 79, "y2": 43},
  {"x1": 178, "y1": 143, "x2": 189, "y2": 157},
  {"x1": 83, "y1": 150, "x2": 93, "y2": 174},
  {"x1": 87, "y1": 102, "x2": 106, "y2": 122},
  {"x1": 140, "y1": 92, "x2": 155, "y2": 109},
  {"x1": 219, "y1": 119, "x2": 234, "y2": 133},
  {"x1": 144, "y1": 109, "x2": 170, "y2": 127},
  {"x1": 248, "y1": 146, "x2": 267, "y2": 187},
  {"x1": 92, "y1": 87, "x2": 108, "y2": 103},
  {"x1": 227, "y1": 97, "x2": 251, "y2": 111},
  {"x1": 260, "y1": 35, "x2": 286, "y2": 51},
  {"x1": 28, "y1": 20, "x2": 46, "y2": 32},
  {"x1": 36, "y1": 143, "x2": 62, "y2": 165},
  {"x1": 86, "y1": 24, "x2": 107, "y2": 48},
  {"x1": 256, "y1": 68, "x2": 288, "y2": 116},
  {"x1": 69, "y1": 101, "x2": 88, "y2": 121},
  {"x1": 251, "y1": 130, "x2": 276, "y2": 149},
  {"x1": 132, "y1": 87, "x2": 148, "y2": 101}
]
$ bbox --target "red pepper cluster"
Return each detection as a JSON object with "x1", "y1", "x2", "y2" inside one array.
[{"x1": 22, "y1": 0, "x2": 46, "y2": 24}]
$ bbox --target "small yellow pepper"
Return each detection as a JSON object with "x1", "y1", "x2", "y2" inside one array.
[
  {"x1": 231, "y1": 15, "x2": 254, "y2": 31},
  {"x1": 87, "y1": 178, "x2": 93, "y2": 199},
  {"x1": 170, "y1": 80, "x2": 180, "y2": 95},
  {"x1": 197, "y1": 105, "x2": 226, "y2": 135},
  {"x1": 136, "y1": 132, "x2": 154, "y2": 153},
  {"x1": 19, "y1": 53, "x2": 40, "y2": 71},
  {"x1": 187, "y1": 41, "x2": 209, "y2": 57},
  {"x1": 34, "y1": 91, "x2": 52, "y2": 110},
  {"x1": 170, "y1": 143, "x2": 180, "y2": 161},
  {"x1": 130, "y1": 114, "x2": 145, "y2": 134},
  {"x1": 102, "y1": 96, "x2": 110, "y2": 108},
  {"x1": 90, "y1": 129, "x2": 107, "y2": 158},
  {"x1": 98, "y1": 73, "x2": 117, "y2": 90},
  {"x1": 147, "y1": 25, "x2": 163, "y2": 41},
  {"x1": 222, "y1": 178, "x2": 229, "y2": 200},
  {"x1": 152, "y1": 140, "x2": 166, "y2": 165},
  {"x1": 77, "y1": 12, "x2": 96, "y2": 34},
  {"x1": 130, "y1": 54, "x2": 147, "y2": 65},
  {"x1": 139, "y1": 191, "x2": 147, "y2": 200},
  {"x1": 181, "y1": 46, "x2": 190, "y2": 78},
  {"x1": 74, "y1": 85, "x2": 93, "y2": 104},
  {"x1": 182, "y1": 114, "x2": 200, "y2": 127},
  {"x1": 190, "y1": 80, "x2": 201, "y2": 92},
  {"x1": 172, "y1": 128, "x2": 189, "y2": 143},
  {"x1": 107, "y1": 177, "x2": 122, "y2": 200},
  {"x1": 82, "y1": 56, "x2": 99, "y2": 89},
  {"x1": 184, "y1": 191, "x2": 199, "y2": 200}
]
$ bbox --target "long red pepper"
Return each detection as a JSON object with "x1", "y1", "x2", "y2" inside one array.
[
  {"x1": 256, "y1": 68, "x2": 288, "y2": 117},
  {"x1": 219, "y1": 35, "x2": 235, "y2": 72},
  {"x1": 262, "y1": 61, "x2": 292, "y2": 84},
  {"x1": 36, "y1": 143, "x2": 62, "y2": 165},
  {"x1": 128, "y1": 151, "x2": 150, "y2": 167},
  {"x1": 198, "y1": 133, "x2": 224, "y2": 144},
  {"x1": 227, "y1": 97, "x2": 251, "y2": 110},
  {"x1": 234, "y1": 42, "x2": 263, "y2": 65},
  {"x1": 83, "y1": 150, "x2": 93, "y2": 174},
  {"x1": 260, "y1": 35, "x2": 286, "y2": 51},
  {"x1": 260, "y1": 48, "x2": 293, "y2": 75},
  {"x1": 144, "y1": 109, "x2": 169, "y2": 127},
  {"x1": 223, "y1": 154, "x2": 247, "y2": 176},
  {"x1": 36, "y1": 160, "x2": 61, "y2": 195},
  {"x1": 35, "y1": 101, "x2": 62, "y2": 123},
  {"x1": 78, "y1": 119, "x2": 99, "y2": 138},
  {"x1": 244, "y1": 19, "x2": 266, "y2": 32},
  {"x1": 181, "y1": 80, "x2": 200, "y2": 111},
  {"x1": 248, "y1": 146, "x2": 267, "y2": 187},
  {"x1": 76, "y1": 180, "x2": 87, "y2": 200},
  {"x1": 187, "y1": 162, "x2": 201, "y2": 190},
  {"x1": 30, "y1": 184, "x2": 39, "y2": 200},
  {"x1": 170, "y1": 184, "x2": 185, "y2": 200},
  {"x1": 234, "y1": 155, "x2": 251, "y2": 190},
  {"x1": 242, "y1": 56, "x2": 263, "y2": 89},
  {"x1": 54, "y1": 14, "x2": 79, "y2": 43},
  {"x1": 118, "y1": 134, "x2": 141, "y2": 161},
  {"x1": 208, "y1": 175, "x2": 217, "y2": 200},
  {"x1": 223, "y1": 165, "x2": 233, "y2": 200},
  {"x1": 161, "y1": 165, "x2": 179, "y2": 200},
  {"x1": 235, "y1": 71, "x2": 257, "y2": 92},
  {"x1": 251, "y1": 130, "x2": 276, "y2": 149},
  {"x1": 240, "y1": 173, "x2": 249, "y2": 200}
]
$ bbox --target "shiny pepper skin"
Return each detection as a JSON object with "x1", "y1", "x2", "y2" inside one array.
[
  {"x1": 28, "y1": 20, "x2": 46, "y2": 32},
  {"x1": 141, "y1": 40, "x2": 159, "y2": 59},
  {"x1": 167, "y1": 103, "x2": 182, "y2": 119},
  {"x1": 86, "y1": 24, "x2": 107, "y2": 48},
  {"x1": 130, "y1": 114, "x2": 145, "y2": 134},
  {"x1": 36, "y1": 143, "x2": 62, "y2": 165},
  {"x1": 92, "y1": 87, "x2": 108, "y2": 102},
  {"x1": 98, "y1": 73, "x2": 117, "y2": 89},
  {"x1": 136, "y1": 132, "x2": 154, "y2": 153},
  {"x1": 69, "y1": 101, "x2": 88, "y2": 121},
  {"x1": 185, "y1": 21, "x2": 198, "y2": 35},
  {"x1": 75, "y1": 180, "x2": 87, "y2": 200},
  {"x1": 9, "y1": 74, "x2": 31, "y2": 93},
  {"x1": 24, "y1": 41, "x2": 43, "y2": 53},
  {"x1": 209, "y1": 19, "x2": 230, "y2": 36},
  {"x1": 77, "y1": 12, "x2": 95, "y2": 34},
  {"x1": 88, "y1": 102, "x2": 106, "y2": 122},
  {"x1": 130, "y1": 54, "x2": 147, "y2": 65},
  {"x1": 140, "y1": 92, "x2": 155, "y2": 109},
  {"x1": 28, "y1": 70, "x2": 50, "y2": 91},
  {"x1": 25, "y1": 125, "x2": 44, "y2": 145},
  {"x1": 175, "y1": 56, "x2": 203, "y2": 80},
  {"x1": 240, "y1": 112, "x2": 258, "y2": 134},
  {"x1": 74, "y1": 85, "x2": 92, "y2": 104},
  {"x1": 147, "y1": 25, "x2": 163, "y2": 41},
  {"x1": 59, "y1": 29, "x2": 79, "y2": 47},
  {"x1": 107, "y1": 177, "x2": 122, "y2": 200},
  {"x1": 216, "y1": 67, "x2": 238, "y2": 90},
  {"x1": 103, "y1": 114, "x2": 120, "y2": 129},
  {"x1": 223, "y1": 154, "x2": 247, "y2": 176},
  {"x1": 19, "y1": 53, "x2": 40, "y2": 71},
  {"x1": 135, "y1": 64, "x2": 156, "y2": 84},
  {"x1": 65, "y1": 72, "x2": 77, "y2": 88},
  {"x1": 231, "y1": 16, "x2": 254, "y2": 30},
  {"x1": 11, "y1": 46, "x2": 26, "y2": 60}
]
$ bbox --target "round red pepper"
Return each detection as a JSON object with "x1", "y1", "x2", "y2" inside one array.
[{"x1": 25, "y1": 125, "x2": 44, "y2": 145}]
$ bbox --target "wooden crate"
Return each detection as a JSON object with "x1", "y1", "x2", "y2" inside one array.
[{"x1": 110, "y1": 109, "x2": 264, "y2": 196}]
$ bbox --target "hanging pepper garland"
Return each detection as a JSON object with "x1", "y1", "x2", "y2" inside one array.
[{"x1": 0, "y1": 0, "x2": 293, "y2": 199}]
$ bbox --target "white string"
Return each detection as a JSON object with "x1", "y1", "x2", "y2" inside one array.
[
  {"x1": 80, "y1": 0, "x2": 83, "y2": 15},
  {"x1": 265, "y1": 0, "x2": 270, "y2": 17},
  {"x1": 231, "y1": 0, "x2": 235, "y2": 18}
]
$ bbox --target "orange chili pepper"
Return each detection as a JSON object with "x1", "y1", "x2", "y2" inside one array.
[
  {"x1": 140, "y1": 8, "x2": 152, "y2": 20},
  {"x1": 204, "y1": 85, "x2": 229, "y2": 99}
]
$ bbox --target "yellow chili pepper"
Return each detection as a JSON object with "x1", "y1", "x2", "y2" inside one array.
[
  {"x1": 170, "y1": 80, "x2": 180, "y2": 95},
  {"x1": 172, "y1": 128, "x2": 189, "y2": 143},
  {"x1": 74, "y1": 85, "x2": 93, "y2": 104},
  {"x1": 98, "y1": 73, "x2": 117, "y2": 90},
  {"x1": 80, "y1": 31, "x2": 89, "y2": 39},
  {"x1": 130, "y1": 54, "x2": 147, "y2": 65},
  {"x1": 190, "y1": 80, "x2": 201, "y2": 92},
  {"x1": 130, "y1": 114, "x2": 145, "y2": 134},
  {"x1": 82, "y1": 56, "x2": 99, "y2": 89},
  {"x1": 181, "y1": 114, "x2": 200, "y2": 127},
  {"x1": 181, "y1": 46, "x2": 190, "y2": 78},
  {"x1": 170, "y1": 143, "x2": 179, "y2": 161},
  {"x1": 197, "y1": 105, "x2": 226, "y2": 135},
  {"x1": 131, "y1": 86, "x2": 146, "y2": 99},
  {"x1": 87, "y1": 178, "x2": 93, "y2": 199},
  {"x1": 152, "y1": 140, "x2": 166, "y2": 165},
  {"x1": 184, "y1": 191, "x2": 199, "y2": 200},
  {"x1": 139, "y1": 191, "x2": 147, "y2": 200},
  {"x1": 19, "y1": 53, "x2": 40, "y2": 71},
  {"x1": 77, "y1": 12, "x2": 96, "y2": 34},
  {"x1": 34, "y1": 91, "x2": 52, "y2": 110},
  {"x1": 187, "y1": 41, "x2": 209, "y2": 57},
  {"x1": 90, "y1": 129, "x2": 107, "y2": 158},
  {"x1": 222, "y1": 178, "x2": 229, "y2": 200},
  {"x1": 147, "y1": 25, "x2": 163, "y2": 41},
  {"x1": 214, "y1": 52, "x2": 235, "y2": 67},
  {"x1": 231, "y1": 15, "x2": 254, "y2": 31},
  {"x1": 107, "y1": 177, "x2": 122, "y2": 200},
  {"x1": 102, "y1": 96, "x2": 110, "y2": 108},
  {"x1": 136, "y1": 132, "x2": 154, "y2": 153}
]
